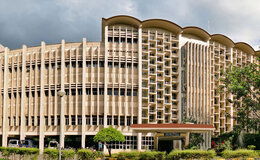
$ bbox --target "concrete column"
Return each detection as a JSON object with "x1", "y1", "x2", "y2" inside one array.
[
  {"x1": 154, "y1": 134, "x2": 158, "y2": 150},
  {"x1": 103, "y1": 25, "x2": 108, "y2": 127},
  {"x1": 2, "y1": 47, "x2": 9, "y2": 147},
  {"x1": 185, "y1": 132, "x2": 190, "y2": 147},
  {"x1": 39, "y1": 41, "x2": 45, "y2": 153},
  {"x1": 137, "y1": 133, "x2": 142, "y2": 151},
  {"x1": 137, "y1": 26, "x2": 142, "y2": 124},
  {"x1": 60, "y1": 40, "x2": 65, "y2": 148},
  {"x1": 20, "y1": 45, "x2": 27, "y2": 141},
  {"x1": 81, "y1": 38, "x2": 87, "y2": 148}
]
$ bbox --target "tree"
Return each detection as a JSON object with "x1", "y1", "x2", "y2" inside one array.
[
  {"x1": 220, "y1": 56, "x2": 260, "y2": 132},
  {"x1": 94, "y1": 127, "x2": 125, "y2": 157}
]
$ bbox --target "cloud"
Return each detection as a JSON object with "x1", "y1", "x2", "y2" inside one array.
[{"x1": 0, "y1": 0, "x2": 259, "y2": 50}]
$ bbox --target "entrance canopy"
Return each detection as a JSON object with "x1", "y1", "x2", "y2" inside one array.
[{"x1": 131, "y1": 123, "x2": 214, "y2": 133}]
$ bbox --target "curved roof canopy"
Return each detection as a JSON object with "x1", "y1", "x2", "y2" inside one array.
[
  {"x1": 142, "y1": 19, "x2": 182, "y2": 35},
  {"x1": 234, "y1": 42, "x2": 255, "y2": 54},
  {"x1": 103, "y1": 15, "x2": 141, "y2": 28},
  {"x1": 182, "y1": 27, "x2": 210, "y2": 41},
  {"x1": 211, "y1": 34, "x2": 235, "y2": 48}
]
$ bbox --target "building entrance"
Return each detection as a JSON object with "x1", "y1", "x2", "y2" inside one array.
[{"x1": 158, "y1": 140, "x2": 173, "y2": 153}]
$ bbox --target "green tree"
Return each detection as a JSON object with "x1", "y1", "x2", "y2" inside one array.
[
  {"x1": 93, "y1": 127, "x2": 125, "y2": 157},
  {"x1": 220, "y1": 56, "x2": 260, "y2": 132}
]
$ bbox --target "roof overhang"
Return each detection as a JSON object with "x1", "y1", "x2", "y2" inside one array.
[{"x1": 131, "y1": 123, "x2": 214, "y2": 133}]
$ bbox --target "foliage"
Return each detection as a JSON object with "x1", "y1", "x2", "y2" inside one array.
[
  {"x1": 182, "y1": 116, "x2": 197, "y2": 124},
  {"x1": 221, "y1": 149, "x2": 258, "y2": 158},
  {"x1": 93, "y1": 151, "x2": 105, "y2": 158},
  {"x1": 0, "y1": 147, "x2": 39, "y2": 160},
  {"x1": 220, "y1": 57, "x2": 260, "y2": 132},
  {"x1": 94, "y1": 127, "x2": 125, "y2": 157},
  {"x1": 61, "y1": 149, "x2": 75, "y2": 160},
  {"x1": 167, "y1": 149, "x2": 216, "y2": 160},
  {"x1": 187, "y1": 133, "x2": 204, "y2": 149},
  {"x1": 139, "y1": 151, "x2": 156, "y2": 160},
  {"x1": 117, "y1": 151, "x2": 140, "y2": 160},
  {"x1": 243, "y1": 133, "x2": 260, "y2": 150},
  {"x1": 216, "y1": 139, "x2": 233, "y2": 155},
  {"x1": 77, "y1": 149, "x2": 96, "y2": 160},
  {"x1": 248, "y1": 145, "x2": 256, "y2": 150},
  {"x1": 44, "y1": 148, "x2": 59, "y2": 160}
]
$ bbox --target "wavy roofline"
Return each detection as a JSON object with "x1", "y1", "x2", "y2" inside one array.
[{"x1": 103, "y1": 15, "x2": 257, "y2": 55}]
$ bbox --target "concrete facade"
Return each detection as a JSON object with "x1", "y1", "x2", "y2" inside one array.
[{"x1": 0, "y1": 15, "x2": 259, "y2": 152}]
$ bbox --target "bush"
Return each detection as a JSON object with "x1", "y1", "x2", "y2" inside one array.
[
  {"x1": 44, "y1": 148, "x2": 59, "y2": 160},
  {"x1": 117, "y1": 151, "x2": 139, "y2": 160},
  {"x1": 243, "y1": 133, "x2": 260, "y2": 150},
  {"x1": 167, "y1": 149, "x2": 216, "y2": 160},
  {"x1": 61, "y1": 149, "x2": 75, "y2": 160},
  {"x1": 248, "y1": 145, "x2": 256, "y2": 150},
  {"x1": 139, "y1": 151, "x2": 156, "y2": 160},
  {"x1": 221, "y1": 149, "x2": 258, "y2": 158},
  {"x1": 17, "y1": 148, "x2": 39, "y2": 159},
  {"x1": 93, "y1": 151, "x2": 105, "y2": 158},
  {"x1": 77, "y1": 149, "x2": 95, "y2": 160}
]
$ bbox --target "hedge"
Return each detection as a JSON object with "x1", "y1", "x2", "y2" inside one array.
[
  {"x1": 44, "y1": 148, "x2": 59, "y2": 160},
  {"x1": 139, "y1": 151, "x2": 166, "y2": 160},
  {"x1": 167, "y1": 149, "x2": 216, "y2": 160},
  {"x1": 117, "y1": 151, "x2": 139, "y2": 160},
  {"x1": 0, "y1": 147, "x2": 39, "y2": 159},
  {"x1": 77, "y1": 149, "x2": 96, "y2": 160},
  {"x1": 61, "y1": 149, "x2": 75, "y2": 160},
  {"x1": 221, "y1": 149, "x2": 258, "y2": 158}
]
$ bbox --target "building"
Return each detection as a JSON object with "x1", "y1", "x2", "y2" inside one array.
[{"x1": 0, "y1": 15, "x2": 259, "y2": 152}]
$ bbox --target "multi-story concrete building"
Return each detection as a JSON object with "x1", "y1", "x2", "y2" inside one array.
[{"x1": 0, "y1": 15, "x2": 259, "y2": 152}]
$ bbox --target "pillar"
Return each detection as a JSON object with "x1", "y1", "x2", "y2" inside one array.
[
  {"x1": 60, "y1": 40, "x2": 65, "y2": 148},
  {"x1": 137, "y1": 133, "x2": 142, "y2": 151},
  {"x1": 20, "y1": 45, "x2": 26, "y2": 141},
  {"x1": 2, "y1": 47, "x2": 9, "y2": 147}
]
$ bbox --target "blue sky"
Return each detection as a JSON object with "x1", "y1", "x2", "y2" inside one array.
[{"x1": 0, "y1": 0, "x2": 259, "y2": 50}]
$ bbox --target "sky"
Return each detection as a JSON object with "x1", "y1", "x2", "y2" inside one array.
[{"x1": 0, "y1": 0, "x2": 259, "y2": 50}]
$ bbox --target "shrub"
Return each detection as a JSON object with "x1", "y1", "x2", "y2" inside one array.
[
  {"x1": 248, "y1": 145, "x2": 256, "y2": 150},
  {"x1": 61, "y1": 149, "x2": 75, "y2": 160},
  {"x1": 17, "y1": 148, "x2": 39, "y2": 159},
  {"x1": 139, "y1": 151, "x2": 156, "y2": 160},
  {"x1": 44, "y1": 148, "x2": 59, "y2": 160},
  {"x1": 117, "y1": 151, "x2": 139, "y2": 160},
  {"x1": 93, "y1": 151, "x2": 105, "y2": 158},
  {"x1": 243, "y1": 133, "x2": 260, "y2": 150},
  {"x1": 77, "y1": 149, "x2": 95, "y2": 160},
  {"x1": 221, "y1": 149, "x2": 258, "y2": 158},
  {"x1": 153, "y1": 151, "x2": 166, "y2": 160},
  {"x1": 167, "y1": 149, "x2": 216, "y2": 160}
]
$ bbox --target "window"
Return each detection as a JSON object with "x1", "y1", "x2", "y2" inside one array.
[
  {"x1": 172, "y1": 43, "x2": 177, "y2": 47},
  {"x1": 71, "y1": 89, "x2": 76, "y2": 96},
  {"x1": 92, "y1": 116, "x2": 97, "y2": 125},
  {"x1": 51, "y1": 90, "x2": 55, "y2": 96},
  {"x1": 78, "y1": 61, "x2": 83, "y2": 68},
  {"x1": 71, "y1": 116, "x2": 76, "y2": 125},
  {"x1": 120, "y1": 116, "x2": 125, "y2": 126},
  {"x1": 107, "y1": 116, "x2": 112, "y2": 125},
  {"x1": 127, "y1": 116, "x2": 131, "y2": 126},
  {"x1": 93, "y1": 88, "x2": 97, "y2": 95},
  {"x1": 133, "y1": 89, "x2": 138, "y2": 96},
  {"x1": 45, "y1": 64, "x2": 49, "y2": 69},
  {"x1": 26, "y1": 116, "x2": 29, "y2": 126},
  {"x1": 108, "y1": 37, "x2": 112, "y2": 42},
  {"x1": 114, "y1": 88, "x2": 119, "y2": 96},
  {"x1": 86, "y1": 61, "x2": 91, "y2": 67},
  {"x1": 65, "y1": 116, "x2": 69, "y2": 125},
  {"x1": 99, "y1": 61, "x2": 104, "y2": 67},
  {"x1": 77, "y1": 89, "x2": 82, "y2": 95},
  {"x1": 71, "y1": 61, "x2": 76, "y2": 68},
  {"x1": 114, "y1": 116, "x2": 118, "y2": 125},
  {"x1": 99, "y1": 88, "x2": 104, "y2": 95},
  {"x1": 114, "y1": 62, "x2": 119, "y2": 68},
  {"x1": 120, "y1": 89, "x2": 125, "y2": 96},
  {"x1": 120, "y1": 62, "x2": 125, "y2": 68},
  {"x1": 133, "y1": 117, "x2": 137, "y2": 124},
  {"x1": 114, "y1": 37, "x2": 119, "y2": 43},
  {"x1": 93, "y1": 61, "x2": 98, "y2": 67},
  {"x1": 65, "y1": 62, "x2": 69, "y2": 68},
  {"x1": 51, "y1": 116, "x2": 54, "y2": 125},
  {"x1": 121, "y1": 37, "x2": 125, "y2": 43},
  {"x1": 108, "y1": 62, "x2": 113, "y2": 68},
  {"x1": 78, "y1": 116, "x2": 82, "y2": 125},
  {"x1": 133, "y1": 38, "x2": 138, "y2": 43},
  {"x1": 99, "y1": 116, "x2": 104, "y2": 125},
  {"x1": 127, "y1": 38, "x2": 131, "y2": 43},
  {"x1": 86, "y1": 88, "x2": 91, "y2": 95},
  {"x1": 127, "y1": 89, "x2": 131, "y2": 96},
  {"x1": 86, "y1": 116, "x2": 90, "y2": 125},
  {"x1": 65, "y1": 89, "x2": 69, "y2": 95},
  {"x1": 127, "y1": 63, "x2": 131, "y2": 68},
  {"x1": 45, "y1": 91, "x2": 49, "y2": 97},
  {"x1": 149, "y1": 95, "x2": 155, "y2": 102},
  {"x1": 108, "y1": 88, "x2": 112, "y2": 95},
  {"x1": 45, "y1": 116, "x2": 48, "y2": 126}
]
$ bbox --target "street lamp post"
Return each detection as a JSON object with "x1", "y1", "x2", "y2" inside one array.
[{"x1": 57, "y1": 90, "x2": 65, "y2": 160}]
